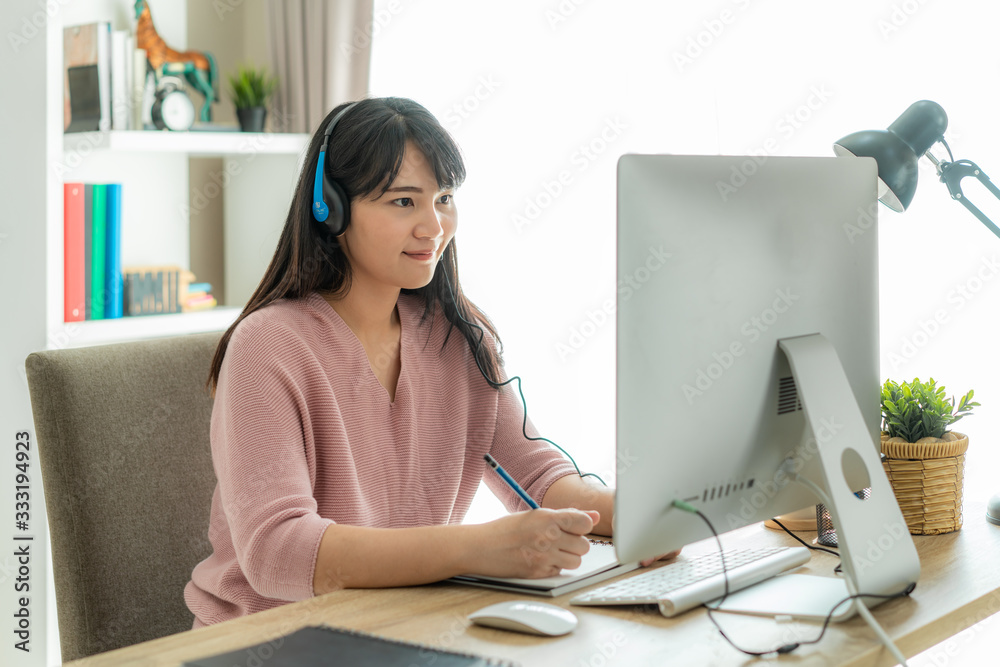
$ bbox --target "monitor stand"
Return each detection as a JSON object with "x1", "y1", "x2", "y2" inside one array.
[{"x1": 715, "y1": 333, "x2": 920, "y2": 622}]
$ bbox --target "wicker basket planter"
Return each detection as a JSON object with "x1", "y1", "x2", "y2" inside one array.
[{"x1": 881, "y1": 431, "x2": 968, "y2": 535}]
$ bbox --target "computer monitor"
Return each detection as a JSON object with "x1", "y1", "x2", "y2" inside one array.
[{"x1": 613, "y1": 154, "x2": 920, "y2": 620}]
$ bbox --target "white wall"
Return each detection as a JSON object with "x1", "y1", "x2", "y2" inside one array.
[{"x1": 368, "y1": 1, "x2": 1000, "y2": 526}]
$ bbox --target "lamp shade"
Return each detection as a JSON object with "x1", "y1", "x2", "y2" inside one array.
[{"x1": 833, "y1": 100, "x2": 948, "y2": 212}]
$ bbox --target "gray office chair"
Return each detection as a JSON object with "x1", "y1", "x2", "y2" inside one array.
[{"x1": 24, "y1": 332, "x2": 222, "y2": 662}]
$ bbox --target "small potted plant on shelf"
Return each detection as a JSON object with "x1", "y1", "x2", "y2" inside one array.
[
  {"x1": 881, "y1": 377, "x2": 978, "y2": 535},
  {"x1": 227, "y1": 65, "x2": 278, "y2": 132}
]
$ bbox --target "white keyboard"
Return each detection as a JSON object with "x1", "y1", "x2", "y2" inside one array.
[{"x1": 570, "y1": 546, "x2": 811, "y2": 617}]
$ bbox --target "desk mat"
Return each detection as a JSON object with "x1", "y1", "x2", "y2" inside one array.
[{"x1": 183, "y1": 624, "x2": 519, "y2": 667}]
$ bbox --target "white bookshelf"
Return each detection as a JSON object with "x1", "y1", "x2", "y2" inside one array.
[
  {"x1": 2, "y1": 2, "x2": 303, "y2": 665},
  {"x1": 57, "y1": 128, "x2": 308, "y2": 348},
  {"x1": 65, "y1": 129, "x2": 309, "y2": 157},
  {"x1": 52, "y1": 305, "x2": 243, "y2": 349},
  {"x1": 52, "y1": 130, "x2": 305, "y2": 346}
]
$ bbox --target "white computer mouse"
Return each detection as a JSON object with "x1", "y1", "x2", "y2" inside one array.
[
  {"x1": 987, "y1": 494, "x2": 1000, "y2": 525},
  {"x1": 468, "y1": 600, "x2": 578, "y2": 636}
]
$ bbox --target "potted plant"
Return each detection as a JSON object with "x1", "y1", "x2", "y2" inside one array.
[
  {"x1": 880, "y1": 377, "x2": 978, "y2": 535},
  {"x1": 227, "y1": 65, "x2": 277, "y2": 132}
]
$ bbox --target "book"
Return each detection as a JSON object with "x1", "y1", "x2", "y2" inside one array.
[
  {"x1": 65, "y1": 65, "x2": 101, "y2": 133},
  {"x1": 104, "y1": 183, "x2": 123, "y2": 318},
  {"x1": 96, "y1": 23, "x2": 111, "y2": 131},
  {"x1": 124, "y1": 33, "x2": 135, "y2": 129},
  {"x1": 132, "y1": 47, "x2": 148, "y2": 130},
  {"x1": 110, "y1": 30, "x2": 128, "y2": 130},
  {"x1": 84, "y1": 185, "x2": 92, "y2": 319},
  {"x1": 90, "y1": 183, "x2": 107, "y2": 319},
  {"x1": 182, "y1": 294, "x2": 217, "y2": 312},
  {"x1": 63, "y1": 21, "x2": 111, "y2": 133},
  {"x1": 123, "y1": 266, "x2": 191, "y2": 315},
  {"x1": 449, "y1": 541, "x2": 639, "y2": 597},
  {"x1": 63, "y1": 183, "x2": 86, "y2": 322},
  {"x1": 182, "y1": 625, "x2": 517, "y2": 667}
]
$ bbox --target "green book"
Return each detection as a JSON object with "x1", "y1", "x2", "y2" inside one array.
[{"x1": 90, "y1": 183, "x2": 107, "y2": 320}]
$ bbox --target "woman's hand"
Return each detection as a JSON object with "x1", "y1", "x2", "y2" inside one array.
[
  {"x1": 468, "y1": 508, "x2": 599, "y2": 579},
  {"x1": 639, "y1": 548, "x2": 681, "y2": 567}
]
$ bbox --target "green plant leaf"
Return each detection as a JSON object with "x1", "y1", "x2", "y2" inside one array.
[
  {"x1": 880, "y1": 377, "x2": 976, "y2": 442},
  {"x1": 227, "y1": 64, "x2": 279, "y2": 109}
]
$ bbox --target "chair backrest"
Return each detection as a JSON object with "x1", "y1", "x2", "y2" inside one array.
[{"x1": 25, "y1": 332, "x2": 222, "y2": 662}]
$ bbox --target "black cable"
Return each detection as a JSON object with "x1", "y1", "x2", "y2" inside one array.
[
  {"x1": 785, "y1": 583, "x2": 916, "y2": 651},
  {"x1": 769, "y1": 518, "x2": 842, "y2": 574},
  {"x1": 940, "y1": 137, "x2": 956, "y2": 163},
  {"x1": 440, "y1": 270, "x2": 607, "y2": 486},
  {"x1": 674, "y1": 501, "x2": 916, "y2": 657}
]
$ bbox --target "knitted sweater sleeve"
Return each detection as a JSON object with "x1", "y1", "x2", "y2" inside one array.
[{"x1": 211, "y1": 318, "x2": 335, "y2": 601}]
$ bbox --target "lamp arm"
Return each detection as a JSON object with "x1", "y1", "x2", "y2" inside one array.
[{"x1": 935, "y1": 158, "x2": 1000, "y2": 241}]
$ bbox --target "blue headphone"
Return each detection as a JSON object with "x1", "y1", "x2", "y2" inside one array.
[{"x1": 312, "y1": 101, "x2": 359, "y2": 236}]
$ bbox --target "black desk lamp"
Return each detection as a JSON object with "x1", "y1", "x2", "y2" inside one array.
[
  {"x1": 833, "y1": 99, "x2": 1000, "y2": 240},
  {"x1": 833, "y1": 100, "x2": 1000, "y2": 525}
]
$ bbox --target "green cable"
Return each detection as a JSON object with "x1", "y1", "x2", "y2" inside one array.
[{"x1": 672, "y1": 499, "x2": 699, "y2": 514}]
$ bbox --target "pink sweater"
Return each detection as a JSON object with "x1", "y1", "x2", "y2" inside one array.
[{"x1": 184, "y1": 291, "x2": 577, "y2": 627}]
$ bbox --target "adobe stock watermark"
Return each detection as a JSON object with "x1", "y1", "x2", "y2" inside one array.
[
  {"x1": 229, "y1": 633, "x2": 286, "y2": 667},
  {"x1": 212, "y1": 0, "x2": 246, "y2": 20},
  {"x1": 886, "y1": 254, "x2": 1000, "y2": 371},
  {"x1": 577, "y1": 449, "x2": 639, "y2": 507},
  {"x1": 725, "y1": 414, "x2": 845, "y2": 529},
  {"x1": 54, "y1": 131, "x2": 104, "y2": 179},
  {"x1": 717, "y1": 84, "x2": 835, "y2": 202},
  {"x1": 183, "y1": 110, "x2": 295, "y2": 218},
  {"x1": 842, "y1": 200, "x2": 880, "y2": 243},
  {"x1": 544, "y1": 0, "x2": 592, "y2": 31},
  {"x1": 443, "y1": 74, "x2": 501, "y2": 131},
  {"x1": 877, "y1": 0, "x2": 933, "y2": 40},
  {"x1": 917, "y1": 592, "x2": 1000, "y2": 667},
  {"x1": 183, "y1": 156, "x2": 259, "y2": 219},
  {"x1": 672, "y1": 0, "x2": 754, "y2": 73},
  {"x1": 512, "y1": 117, "x2": 628, "y2": 234},
  {"x1": 682, "y1": 288, "x2": 800, "y2": 405},
  {"x1": 517, "y1": 520, "x2": 575, "y2": 575},
  {"x1": 576, "y1": 631, "x2": 628, "y2": 667},
  {"x1": 418, "y1": 609, "x2": 478, "y2": 660},
  {"x1": 8, "y1": 0, "x2": 71, "y2": 54},
  {"x1": 339, "y1": 0, "x2": 405, "y2": 59},
  {"x1": 854, "y1": 519, "x2": 911, "y2": 575},
  {"x1": 555, "y1": 245, "x2": 671, "y2": 361}
]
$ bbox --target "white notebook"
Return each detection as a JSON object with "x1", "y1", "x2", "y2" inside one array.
[{"x1": 449, "y1": 541, "x2": 639, "y2": 597}]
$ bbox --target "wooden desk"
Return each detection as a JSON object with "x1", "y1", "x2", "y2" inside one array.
[{"x1": 69, "y1": 498, "x2": 1000, "y2": 667}]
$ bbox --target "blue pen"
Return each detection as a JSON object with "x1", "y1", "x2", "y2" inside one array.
[{"x1": 484, "y1": 454, "x2": 540, "y2": 509}]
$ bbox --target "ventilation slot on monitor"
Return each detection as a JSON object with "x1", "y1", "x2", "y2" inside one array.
[
  {"x1": 700, "y1": 478, "x2": 755, "y2": 503},
  {"x1": 777, "y1": 376, "x2": 803, "y2": 415}
]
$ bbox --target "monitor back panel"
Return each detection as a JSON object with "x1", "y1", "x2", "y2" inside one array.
[{"x1": 614, "y1": 154, "x2": 879, "y2": 563}]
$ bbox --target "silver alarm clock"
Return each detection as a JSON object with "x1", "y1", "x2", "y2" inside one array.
[{"x1": 151, "y1": 76, "x2": 195, "y2": 131}]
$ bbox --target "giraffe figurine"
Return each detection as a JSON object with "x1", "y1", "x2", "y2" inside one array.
[{"x1": 134, "y1": 0, "x2": 218, "y2": 123}]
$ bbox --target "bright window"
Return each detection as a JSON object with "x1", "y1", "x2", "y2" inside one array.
[{"x1": 370, "y1": 1, "x2": 1000, "y2": 527}]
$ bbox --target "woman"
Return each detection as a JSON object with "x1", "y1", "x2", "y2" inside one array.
[{"x1": 184, "y1": 97, "x2": 669, "y2": 628}]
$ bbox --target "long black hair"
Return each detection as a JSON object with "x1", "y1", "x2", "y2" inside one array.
[{"x1": 206, "y1": 97, "x2": 503, "y2": 396}]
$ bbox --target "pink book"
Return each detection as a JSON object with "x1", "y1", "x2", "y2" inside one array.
[{"x1": 63, "y1": 182, "x2": 86, "y2": 322}]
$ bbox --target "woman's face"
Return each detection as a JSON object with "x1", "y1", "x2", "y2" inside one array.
[{"x1": 338, "y1": 140, "x2": 457, "y2": 292}]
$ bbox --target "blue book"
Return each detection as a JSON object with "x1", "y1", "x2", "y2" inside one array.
[{"x1": 104, "y1": 183, "x2": 122, "y2": 318}]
